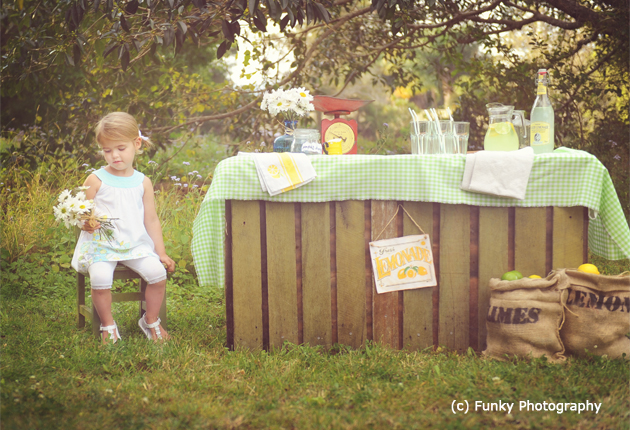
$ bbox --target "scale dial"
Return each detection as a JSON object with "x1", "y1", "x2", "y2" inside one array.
[{"x1": 324, "y1": 121, "x2": 356, "y2": 154}]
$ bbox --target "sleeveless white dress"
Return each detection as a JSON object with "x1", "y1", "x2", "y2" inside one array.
[{"x1": 71, "y1": 168, "x2": 159, "y2": 274}]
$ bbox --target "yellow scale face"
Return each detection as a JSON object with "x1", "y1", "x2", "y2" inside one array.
[{"x1": 324, "y1": 122, "x2": 355, "y2": 154}]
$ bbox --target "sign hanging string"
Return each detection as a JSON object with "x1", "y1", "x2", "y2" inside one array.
[{"x1": 374, "y1": 204, "x2": 426, "y2": 241}]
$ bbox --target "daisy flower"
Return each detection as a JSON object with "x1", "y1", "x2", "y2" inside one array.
[{"x1": 58, "y1": 189, "x2": 72, "y2": 203}]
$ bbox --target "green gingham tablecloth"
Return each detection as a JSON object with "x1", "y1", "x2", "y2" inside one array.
[{"x1": 191, "y1": 147, "x2": 630, "y2": 287}]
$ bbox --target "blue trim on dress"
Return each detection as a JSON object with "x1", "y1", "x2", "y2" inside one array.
[{"x1": 94, "y1": 167, "x2": 144, "y2": 188}]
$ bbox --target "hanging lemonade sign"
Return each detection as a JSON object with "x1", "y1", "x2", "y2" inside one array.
[{"x1": 370, "y1": 234, "x2": 437, "y2": 294}]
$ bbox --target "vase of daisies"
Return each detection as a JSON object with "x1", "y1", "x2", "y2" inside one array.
[{"x1": 260, "y1": 87, "x2": 315, "y2": 153}]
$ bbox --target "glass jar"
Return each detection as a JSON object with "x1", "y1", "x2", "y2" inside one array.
[
  {"x1": 273, "y1": 120, "x2": 298, "y2": 153},
  {"x1": 291, "y1": 128, "x2": 322, "y2": 155}
]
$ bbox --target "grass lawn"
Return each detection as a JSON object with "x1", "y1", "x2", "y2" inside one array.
[{"x1": 1, "y1": 287, "x2": 628, "y2": 430}]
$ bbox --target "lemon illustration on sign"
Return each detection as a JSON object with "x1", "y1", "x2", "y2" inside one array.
[
  {"x1": 578, "y1": 264, "x2": 600, "y2": 274},
  {"x1": 267, "y1": 164, "x2": 282, "y2": 178},
  {"x1": 397, "y1": 266, "x2": 426, "y2": 279},
  {"x1": 501, "y1": 270, "x2": 523, "y2": 281}
]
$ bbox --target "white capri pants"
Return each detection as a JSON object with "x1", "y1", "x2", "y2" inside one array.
[{"x1": 88, "y1": 257, "x2": 167, "y2": 290}]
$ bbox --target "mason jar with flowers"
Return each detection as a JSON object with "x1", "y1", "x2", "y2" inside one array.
[{"x1": 260, "y1": 87, "x2": 315, "y2": 152}]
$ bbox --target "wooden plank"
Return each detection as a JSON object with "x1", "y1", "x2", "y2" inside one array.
[
  {"x1": 553, "y1": 206, "x2": 586, "y2": 270},
  {"x1": 432, "y1": 204, "x2": 441, "y2": 348},
  {"x1": 469, "y1": 207, "x2": 479, "y2": 350},
  {"x1": 301, "y1": 202, "x2": 332, "y2": 347},
  {"x1": 515, "y1": 207, "x2": 547, "y2": 278},
  {"x1": 370, "y1": 200, "x2": 400, "y2": 349},
  {"x1": 295, "y1": 204, "x2": 303, "y2": 345},
  {"x1": 113, "y1": 268, "x2": 143, "y2": 280},
  {"x1": 336, "y1": 200, "x2": 367, "y2": 349},
  {"x1": 438, "y1": 204, "x2": 470, "y2": 352},
  {"x1": 583, "y1": 207, "x2": 589, "y2": 263},
  {"x1": 231, "y1": 200, "x2": 263, "y2": 350},
  {"x1": 266, "y1": 202, "x2": 299, "y2": 349},
  {"x1": 364, "y1": 201, "x2": 373, "y2": 342},
  {"x1": 225, "y1": 200, "x2": 234, "y2": 349},
  {"x1": 401, "y1": 201, "x2": 434, "y2": 351},
  {"x1": 478, "y1": 207, "x2": 509, "y2": 351},
  {"x1": 79, "y1": 304, "x2": 92, "y2": 319}
]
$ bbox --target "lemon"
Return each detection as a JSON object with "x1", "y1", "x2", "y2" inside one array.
[
  {"x1": 578, "y1": 263, "x2": 600, "y2": 274},
  {"x1": 493, "y1": 122, "x2": 513, "y2": 135},
  {"x1": 501, "y1": 270, "x2": 523, "y2": 281},
  {"x1": 528, "y1": 275, "x2": 542, "y2": 279}
]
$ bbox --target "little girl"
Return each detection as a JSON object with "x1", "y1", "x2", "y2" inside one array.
[{"x1": 71, "y1": 112, "x2": 175, "y2": 344}]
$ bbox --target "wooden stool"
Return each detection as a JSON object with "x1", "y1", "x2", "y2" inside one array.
[{"x1": 77, "y1": 264, "x2": 167, "y2": 338}]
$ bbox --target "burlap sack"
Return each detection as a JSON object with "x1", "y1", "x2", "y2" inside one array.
[
  {"x1": 483, "y1": 273, "x2": 566, "y2": 363},
  {"x1": 559, "y1": 269, "x2": 630, "y2": 359}
]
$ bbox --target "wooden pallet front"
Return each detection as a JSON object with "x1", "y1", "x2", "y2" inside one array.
[{"x1": 225, "y1": 200, "x2": 587, "y2": 352}]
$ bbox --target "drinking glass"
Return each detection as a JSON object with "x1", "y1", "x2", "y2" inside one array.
[
  {"x1": 423, "y1": 122, "x2": 440, "y2": 154},
  {"x1": 409, "y1": 121, "x2": 429, "y2": 154},
  {"x1": 512, "y1": 110, "x2": 529, "y2": 149},
  {"x1": 453, "y1": 122, "x2": 470, "y2": 154},
  {"x1": 439, "y1": 120, "x2": 455, "y2": 154}
]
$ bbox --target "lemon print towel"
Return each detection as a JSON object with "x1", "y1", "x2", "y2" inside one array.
[
  {"x1": 244, "y1": 152, "x2": 317, "y2": 196},
  {"x1": 461, "y1": 146, "x2": 535, "y2": 200}
]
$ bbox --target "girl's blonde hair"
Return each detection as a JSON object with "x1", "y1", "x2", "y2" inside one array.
[{"x1": 94, "y1": 112, "x2": 153, "y2": 150}]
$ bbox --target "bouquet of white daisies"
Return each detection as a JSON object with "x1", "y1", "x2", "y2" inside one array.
[
  {"x1": 260, "y1": 87, "x2": 315, "y2": 122},
  {"x1": 53, "y1": 187, "x2": 116, "y2": 240}
]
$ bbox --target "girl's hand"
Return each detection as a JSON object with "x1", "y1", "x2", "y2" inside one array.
[
  {"x1": 160, "y1": 254, "x2": 176, "y2": 273},
  {"x1": 82, "y1": 220, "x2": 101, "y2": 234}
]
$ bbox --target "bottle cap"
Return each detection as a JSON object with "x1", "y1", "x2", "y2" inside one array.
[{"x1": 537, "y1": 69, "x2": 547, "y2": 74}]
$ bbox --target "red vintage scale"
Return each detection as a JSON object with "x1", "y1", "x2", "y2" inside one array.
[{"x1": 312, "y1": 95, "x2": 373, "y2": 154}]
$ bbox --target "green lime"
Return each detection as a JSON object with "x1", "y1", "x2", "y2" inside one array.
[
  {"x1": 493, "y1": 122, "x2": 513, "y2": 135},
  {"x1": 501, "y1": 270, "x2": 523, "y2": 281}
]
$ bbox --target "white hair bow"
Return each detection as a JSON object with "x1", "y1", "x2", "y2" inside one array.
[{"x1": 139, "y1": 130, "x2": 150, "y2": 141}]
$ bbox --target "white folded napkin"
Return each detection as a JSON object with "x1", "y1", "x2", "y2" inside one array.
[
  {"x1": 461, "y1": 147, "x2": 535, "y2": 200},
  {"x1": 239, "y1": 152, "x2": 317, "y2": 196}
]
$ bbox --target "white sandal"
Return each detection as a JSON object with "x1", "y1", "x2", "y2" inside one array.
[
  {"x1": 100, "y1": 321, "x2": 121, "y2": 344},
  {"x1": 138, "y1": 315, "x2": 163, "y2": 340}
]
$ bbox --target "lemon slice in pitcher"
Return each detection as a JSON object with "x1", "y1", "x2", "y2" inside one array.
[{"x1": 493, "y1": 122, "x2": 513, "y2": 135}]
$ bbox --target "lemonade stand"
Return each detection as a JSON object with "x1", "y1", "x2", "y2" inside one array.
[{"x1": 191, "y1": 148, "x2": 630, "y2": 352}]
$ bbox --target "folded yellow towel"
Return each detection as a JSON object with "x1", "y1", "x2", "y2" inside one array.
[{"x1": 240, "y1": 152, "x2": 317, "y2": 196}]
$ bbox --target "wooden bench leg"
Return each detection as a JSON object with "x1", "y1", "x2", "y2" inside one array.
[
  {"x1": 140, "y1": 279, "x2": 147, "y2": 320},
  {"x1": 91, "y1": 302, "x2": 101, "y2": 338},
  {"x1": 77, "y1": 273, "x2": 86, "y2": 328}
]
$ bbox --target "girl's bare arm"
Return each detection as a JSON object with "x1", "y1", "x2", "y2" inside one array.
[{"x1": 142, "y1": 177, "x2": 175, "y2": 272}]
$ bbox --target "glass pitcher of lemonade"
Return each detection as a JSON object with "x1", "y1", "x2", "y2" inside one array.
[{"x1": 483, "y1": 103, "x2": 525, "y2": 151}]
